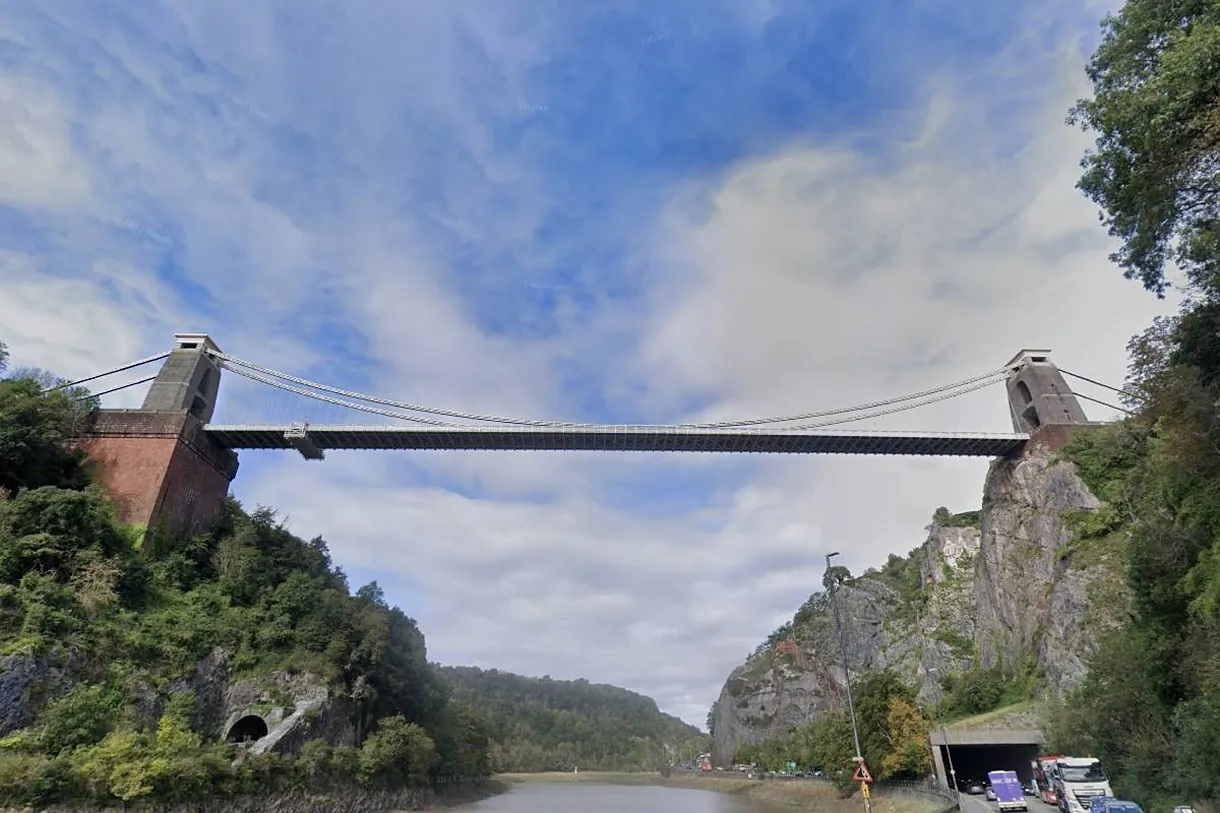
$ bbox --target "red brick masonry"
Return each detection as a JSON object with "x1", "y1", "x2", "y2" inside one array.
[
  {"x1": 77, "y1": 410, "x2": 239, "y2": 541},
  {"x1": 1013, "y1": 422, "x2": 1108, "y2": 457}
]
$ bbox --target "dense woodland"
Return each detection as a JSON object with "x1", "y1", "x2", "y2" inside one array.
[
  {"x1": 0, "y1": 343, "x2": 492, "y2": 805},
  {"x1": 436, "y1": 665, "x2": 706, "y2": 772},
  {"x1": 1045, "y1": 0, "x2": 1220, "y2": 806}
]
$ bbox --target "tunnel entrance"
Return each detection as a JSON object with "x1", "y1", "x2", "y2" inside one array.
[
  {"x1": 931, "y1": 729, "x2": 1045, "y2": 791},
  {"x1": 225, "y1": 714, "x2": 269, "y2": 744}
]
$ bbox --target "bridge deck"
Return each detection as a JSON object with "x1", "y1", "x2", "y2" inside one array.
[{"x1": 204, "y1": 424, "x2": 1030, "y2": 456}]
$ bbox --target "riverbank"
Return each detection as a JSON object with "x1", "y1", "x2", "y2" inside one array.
[
  {"x1": 662, "y1": 775, "x2": 948, "y2": 813},
  {"x1": 425, "y1": 779, "x2": 512, "y2": 808},
  {"x1": 497, "y1": 772, "x2": 951, "y2": 813},
  {"x1": 0, "y1": 780, "x2": 509, "y2": 813},
  {"x1": 496, "y1": 771, "x2": 658, "y2": 784}
]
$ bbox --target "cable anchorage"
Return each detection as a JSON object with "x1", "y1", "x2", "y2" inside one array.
[{"x1": 41, "y1": 352, "x2": 170, "y2": 394}]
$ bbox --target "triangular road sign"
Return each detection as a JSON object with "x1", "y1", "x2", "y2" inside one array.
[{"x1": 852, "y1": 762, "x2": 874, "y2": 783}]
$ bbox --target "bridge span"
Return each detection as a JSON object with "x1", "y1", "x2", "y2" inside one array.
[
  {"x1": 68, "y1": 333, "x2": 1109, "y2": 540},
  {"x1": 203, "y1": 423, "x2": 1030, "y2": 457}
]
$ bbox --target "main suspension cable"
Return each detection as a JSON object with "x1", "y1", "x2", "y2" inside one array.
[
  {"x1": 211, "y1": 350, "x2": 1012, "y2": 430},
  {"x1": 219, "y1": 357, "x2": 1007, "y2": 431},
  {"x1": 42, "y1": 352, "x2": 170, "y2": 394},
  {"x1": 219, "y1": 364, "x2": 465, "y2": 427},
  {"x1": 788, "y1": 375, "x2": 1007, "y2": 429}
]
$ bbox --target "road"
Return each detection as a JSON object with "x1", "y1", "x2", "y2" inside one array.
[{"x1": 958, "y1": 792, "x2": 1059, "y2": 813}]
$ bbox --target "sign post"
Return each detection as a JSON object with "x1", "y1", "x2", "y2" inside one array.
[{"x1": 853, "y1": 758, "x2": 875, "y2": 813}]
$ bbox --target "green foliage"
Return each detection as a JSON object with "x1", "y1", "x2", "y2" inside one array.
[
  {"x1": 0, "y1": 376, "x2": 91, "y2": 495},
  {"x1": 437, "y1": 666, "x2": 703, "y2": 772},
  {"x1": 1069, "y1": 0, "x2": 1220, "y2": 296},
  {"x1": 864, "y1": 548, "x2": 927, "y2": 622},
  {"x1": 0, "y1": 364, "x2": 492, "y2": 804},
  {"x1": 930, "y1": 628, "x2": 974, "y2": 659},
  {"x1": 737, "y1": 672, "x2": 930, "y2": 788},
  {"x1": 938, "y1": 666, "x2": 1012, "y2": 718},
  {"x1": 357, "y1": 715, "x2": 435, "y2": 788},
  {"x1": 932, "y1": 507, "x2": 981, "y2": 528},
  {"x1": 737, "y1": 711, "x2": 856, "y2": 793},
  {"x1": 1046, "y1": 309, "x2": 1220, "y2": 803}
]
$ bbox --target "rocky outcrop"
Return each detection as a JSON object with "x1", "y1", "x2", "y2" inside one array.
[
  {"x1": 1, "y1": 640, "x2": 353, "y2": 754},
  {"x1": 0, "y1": 647, "x2": 84, "y2": 736},
  {"x1": 973, "y1": 445, "x2": 1099, "y2": 674},
  {"x1": 221, "y1": 669, "x2": 355, "y2": 755},
  {"x1": 710, "y1": 437, "x2": 1130, "y2": 765}
]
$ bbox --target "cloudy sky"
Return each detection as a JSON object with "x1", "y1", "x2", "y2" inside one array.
[{"x1": 0, "y1": 0, "x2": 1179, "y2": 727}]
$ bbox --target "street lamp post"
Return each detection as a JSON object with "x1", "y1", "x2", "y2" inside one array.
[
  {"x1": 941, "y1": 725, "x2": 962, "y2": 812},
  {"x1": 826, "y1": 552, "x2": 871, "y2": 813}
]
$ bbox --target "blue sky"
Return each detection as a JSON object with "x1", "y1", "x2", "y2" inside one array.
[{"x1": 0, "y1": 0, "x2": 1174, "y2": 726}]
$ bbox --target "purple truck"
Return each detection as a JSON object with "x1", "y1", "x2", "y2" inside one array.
[{"x1": 989, "y1": 770, "x2": 1028, "y2": 812}]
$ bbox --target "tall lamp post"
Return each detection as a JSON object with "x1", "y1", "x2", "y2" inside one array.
[
  {"x1": 941, "y1": 725, "x2": 962, "y2": 812},
  {"x1": 826, "y1": 552, "x2": 871, "y2": 813}
]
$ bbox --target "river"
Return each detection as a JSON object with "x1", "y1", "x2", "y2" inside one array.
[{"x1": 455, "y1": 781, "x2": 786, "y2": 813}]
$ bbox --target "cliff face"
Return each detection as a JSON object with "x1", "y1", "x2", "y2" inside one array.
[{"x1": 710, "y1": 440, "x2": 1128, "y2": 765}]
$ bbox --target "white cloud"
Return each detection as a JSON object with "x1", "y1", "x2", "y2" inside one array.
[
  {"x1": 0, "y1": 74, "x2": 93, "y2": 213},
  {"x1": 0, "y1": 253, "x2": 149, "y2": 393}
]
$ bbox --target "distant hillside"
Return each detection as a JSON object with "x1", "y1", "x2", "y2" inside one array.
[{"x1": 436, "y1": 665, "x2": 706, "y2": 772}]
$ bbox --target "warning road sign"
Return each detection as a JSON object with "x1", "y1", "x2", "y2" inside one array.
[{"x1": 852, "y1": 762, "x2": 874, "y2": 783}]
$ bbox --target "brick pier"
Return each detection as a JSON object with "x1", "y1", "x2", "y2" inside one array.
[{"x1": 76, "y1": 334, "x2": 238, "y2": 542}]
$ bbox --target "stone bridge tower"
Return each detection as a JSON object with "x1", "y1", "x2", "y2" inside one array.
[
  {"x1": 78, "y1": 334, "x2": 238, "y2": 543},
  {"x1": 1005, "y1": 349, "x2": 1091, "y2": 450}
]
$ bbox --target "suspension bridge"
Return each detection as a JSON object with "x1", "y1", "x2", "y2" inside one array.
[{"x1": 65, "y1": 334, "x2": 1128, "y2": 460}]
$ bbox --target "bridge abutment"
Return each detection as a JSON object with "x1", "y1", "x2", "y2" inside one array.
[{"x1": 78, "y1": 334, "x2": 238, "y2": 543}]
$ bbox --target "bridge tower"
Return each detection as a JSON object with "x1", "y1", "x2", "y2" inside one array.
[
  {"x1": 78, "y1": 334, "x2": 238, "y2": 544},
  {"x1": 1005, "y1": 349, "x2": 1090, "y2": 449}
]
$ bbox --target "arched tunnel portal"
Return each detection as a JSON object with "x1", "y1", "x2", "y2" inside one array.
[{"x1": 225, "y1": 714, "x2": 269, "y2": 744}]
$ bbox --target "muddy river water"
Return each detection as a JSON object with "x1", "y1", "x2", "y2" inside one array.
[{"x1": 456, "y1": 781, "x2": 788, "y2": 813}]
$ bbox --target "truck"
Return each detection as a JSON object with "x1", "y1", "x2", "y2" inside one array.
[
  {"x1": 988, "y1": 770, "x2": 1027, "y2": 812},
  {"x1": 1052, "y1": 757, "x2": 1113, "y2": 813},
  {"x1": 1031, "y1": 756, "x2": 1063, "y2": 805}
]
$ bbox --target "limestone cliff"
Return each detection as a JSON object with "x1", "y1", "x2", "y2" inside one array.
[{"x1": 710, "y1": 440, "x2": 1129, "y2": 765}]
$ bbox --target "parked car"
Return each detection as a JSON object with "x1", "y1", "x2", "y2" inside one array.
[{"x1": 967, "y1": 781, "x2": 986, "y2": 795}]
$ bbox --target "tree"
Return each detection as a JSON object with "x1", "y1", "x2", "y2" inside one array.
[
  {"x1": 854, "y1": 670, "x2": 918, "y2": 774},
  {"x1": 879, "y1": 697, "x2": 931, "y2": 778},
  {"x1": 823, "y1": 565, "x2": 852, "y2": 590},
  {"x1": 1069, "y1": 0, "x2": 1220, "y2": 297},
  {"x1": 0, "y1": 378, "x2": 91, "y2": 494},
  {"x1": 357, "y1": 715, "x2": 435, "y2": 788}
]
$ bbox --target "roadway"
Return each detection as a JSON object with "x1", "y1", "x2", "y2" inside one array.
[{"x1": 959, "y1": 791, "x2": 1059, "y2": 813}]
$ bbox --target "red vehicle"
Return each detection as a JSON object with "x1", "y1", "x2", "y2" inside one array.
[{"x1": 1032, "y1": 756, "x2": 1063, "y2": 805}]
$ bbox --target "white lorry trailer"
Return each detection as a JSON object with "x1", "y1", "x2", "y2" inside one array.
[{"x1": 1053, "y1": 757, "x2": 1113, "y2": 813}]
